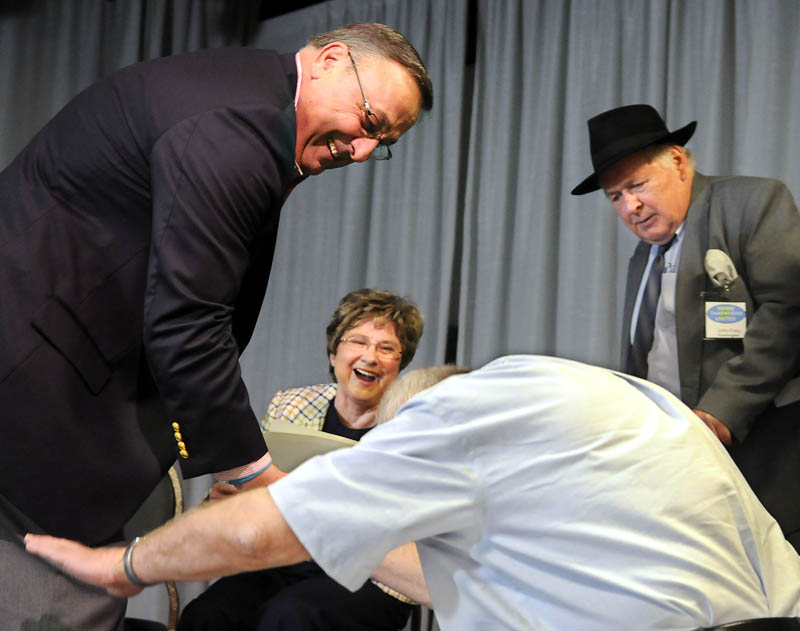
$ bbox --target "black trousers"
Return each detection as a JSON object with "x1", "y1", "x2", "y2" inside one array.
[
  {"x1": 177, "y1": 561, "x2": 412, "y2": 631},
  {"x1": 728, "y1": 401, "x2": 800, "y2": 553}
]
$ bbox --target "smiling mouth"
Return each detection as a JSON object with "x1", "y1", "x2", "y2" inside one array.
[
  {"x1": 354, "y1": 368, "x2": 378, "y2": 383},
  {"x1": 327, "y1": 136, "x2": 341, "y2": 160}
]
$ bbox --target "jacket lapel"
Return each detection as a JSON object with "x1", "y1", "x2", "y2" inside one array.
[
  {"x1": 675, "y1": 173, "x2": 711, "y2": 406},
  {"x1": 620, "y1": 241, "x2": 650, "y2": 371}
]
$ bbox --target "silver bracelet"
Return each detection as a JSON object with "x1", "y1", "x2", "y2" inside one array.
[{"x1": 123, "y1": 536, "x2": 153, "y2": 587}]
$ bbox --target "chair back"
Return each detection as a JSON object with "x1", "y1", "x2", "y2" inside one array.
[{"x1": 123, "y1": 466, "x2": 184, "y2": 631}]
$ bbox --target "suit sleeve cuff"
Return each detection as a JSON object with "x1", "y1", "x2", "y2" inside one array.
[{"x1": 213, "y1": 451, "x2": 271, "y2": 482}]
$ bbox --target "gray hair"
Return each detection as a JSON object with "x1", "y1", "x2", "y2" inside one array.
[
  {"x1": 375, "y1": 364, "x2": 469, "y2": 425},
  {"x1": 308, "y1": 22, "x2": 433, "y2": 111},
  {"x1": 640, "y1": 143, "x2": 696, "y2": 169}
]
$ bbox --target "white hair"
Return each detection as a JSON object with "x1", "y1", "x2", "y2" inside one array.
[
  {"x1": 642, "y1": 143, "x2": 696, "y2": 169},
  {"x1": 375, "y1": 364, "x2": 469, "y2": 425}
]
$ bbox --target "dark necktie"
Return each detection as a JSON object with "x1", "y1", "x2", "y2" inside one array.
[{"x1": 628, "y1": 240, "x2": 674, "y2": 378}]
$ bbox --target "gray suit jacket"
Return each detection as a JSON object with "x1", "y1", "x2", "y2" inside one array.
[{"x1": 621, "y1": 172, "x2": 800, "y2": 442}]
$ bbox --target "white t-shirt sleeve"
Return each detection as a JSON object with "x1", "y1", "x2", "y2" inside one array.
[{"x1": 269, "y1": 395, "x2": 481, "y2": 591}]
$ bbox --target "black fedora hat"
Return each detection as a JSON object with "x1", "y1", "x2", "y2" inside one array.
[{"x1": 570, "y1": 104, "x2": 696, "y2": 195}]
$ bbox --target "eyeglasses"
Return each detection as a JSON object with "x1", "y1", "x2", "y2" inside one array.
[
  {"x1": 348, "y1": 51, "x2": 392, "y2": 161},
  {"x1": 339, "y1": 336, "x2": 402, "y2": 360}
]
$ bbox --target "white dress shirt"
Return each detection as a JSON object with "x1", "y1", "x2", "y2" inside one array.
[{"x1": 630, "y1": 226, "x2": 685, "y2": 397}]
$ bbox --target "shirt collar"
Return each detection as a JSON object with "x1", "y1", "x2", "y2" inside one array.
[{"x1": 294, "y1": 52, "x2": 304, "y2": 176}]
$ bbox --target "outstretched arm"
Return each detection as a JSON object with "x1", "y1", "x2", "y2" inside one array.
[{"x1": 25, "y1": 487, "x2": 309, "y2": 596}]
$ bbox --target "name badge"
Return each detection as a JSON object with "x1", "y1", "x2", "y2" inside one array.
[{"x1": 704, "y1": 301, "x2": 746, "y2": 339}]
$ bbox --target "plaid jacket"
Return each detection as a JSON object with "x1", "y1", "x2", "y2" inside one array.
[{"x1": 261, "y1": 383, "x2": 337, "y2": 433}]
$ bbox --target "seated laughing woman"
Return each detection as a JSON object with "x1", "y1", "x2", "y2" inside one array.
[{"x1": 177, "y1": 288, "x2": 425, "y2": 631}]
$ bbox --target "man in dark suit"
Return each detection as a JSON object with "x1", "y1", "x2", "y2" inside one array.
[
  {"x1": 0, "y1": 22, "x2": 432, "y2": 629},
  {"x1": 571, "y1": 104, "x2": 800, "y2": 553}
]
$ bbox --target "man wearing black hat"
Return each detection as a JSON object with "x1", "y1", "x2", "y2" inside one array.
[{"x1": 572, "y1": 104, "x2": 800, "y2": 551}]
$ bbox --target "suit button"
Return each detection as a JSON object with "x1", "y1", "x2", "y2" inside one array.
[
  {"x1": 174, "y1": 432, "x2": 182, "y2": 441},
  {"x1": 179, "y1": 449, "x2": 189, "y2": 459},
  {"x1": 172, "y1": 422, "x2": 180, "y2": 431},
  {"x1": 177, "y1": 441, "x2": 186, "y2": 450}
]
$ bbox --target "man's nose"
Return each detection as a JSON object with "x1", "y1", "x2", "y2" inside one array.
[
  {"x1": 350, "y1": 137, "x2": 380, "y2": 162},
  {"x1": 622, "y1": 190, "x2": 642, "y2": 214}
]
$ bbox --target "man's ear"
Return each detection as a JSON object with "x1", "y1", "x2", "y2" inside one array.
[
  {"x1": 309, "y1": 42, "x2": 349, "y2": 79},
  {"x1": 672, "y1": 146, "x2": 689, "y2": 178}
]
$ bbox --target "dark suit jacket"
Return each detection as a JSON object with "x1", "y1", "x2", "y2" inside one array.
[
  {"x1": 620, "y1": 172, "x2": 800, "y2": 541},
  {"x1": 0, "y1": 48, "x2": 299, "y2": 543}
]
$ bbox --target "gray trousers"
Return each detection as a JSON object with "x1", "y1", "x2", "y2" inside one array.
[{"x1": 0, "y1": 495, "x2": 126, "y2": 631}]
